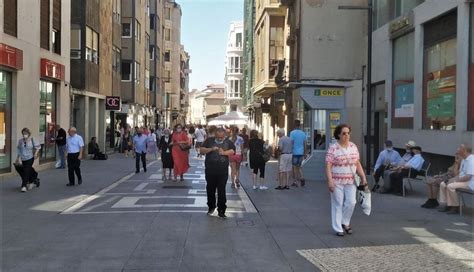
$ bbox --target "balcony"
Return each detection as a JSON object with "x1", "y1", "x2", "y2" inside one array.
[
  {"x1": 226, "y1": 68, "x2": 243, "y2": 75},
  {"x1": 227, "y1": 43, "x2": 243, "y2": 51}
]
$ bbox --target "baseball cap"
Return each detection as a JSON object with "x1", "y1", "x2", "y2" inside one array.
[
  {"x1": 384, "y1": 140, "x2": 393, "y2": 147},
  {"x1": 405, "y1": 140, "x2": 416, "y2": 147}
]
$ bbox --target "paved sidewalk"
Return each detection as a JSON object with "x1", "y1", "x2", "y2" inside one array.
[{"x1": 1, "y1": 153, "x2": 473, "y2": 271}]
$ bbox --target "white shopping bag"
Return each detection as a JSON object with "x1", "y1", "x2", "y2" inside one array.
[
  {"x1": 357, "y1": 188, "x2": 371, "y2": 216},
  {"x1": 55, "y1": 160, "x2": 62, "y2": 168}
]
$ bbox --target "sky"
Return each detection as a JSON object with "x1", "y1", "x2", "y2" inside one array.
[{"x1": 179, "y1": 0, "x2": 244, "y2": 91}]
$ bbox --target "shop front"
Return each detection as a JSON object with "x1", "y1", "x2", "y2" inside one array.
[{"x1": 298, "y1": 86, "x2": 346, "y2": 180}]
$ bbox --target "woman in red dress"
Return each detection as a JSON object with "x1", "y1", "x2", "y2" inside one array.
[{"x1": 171, "y1": 124, "x2": 190, "y2": 181}]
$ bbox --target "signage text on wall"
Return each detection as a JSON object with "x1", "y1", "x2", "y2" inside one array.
[
  {"x1": 0, "y1": 43, "x2": 23, "y2": 70},
  {"x1": 314, "y1": 88, "x2": 344, "y2": 97}
]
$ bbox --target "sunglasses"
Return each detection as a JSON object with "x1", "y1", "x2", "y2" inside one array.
[{"x1": 341, "y1": 132, "x2": 351, "y2": 136}]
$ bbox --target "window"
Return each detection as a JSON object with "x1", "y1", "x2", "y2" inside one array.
[
  {"x1": 135, "y1": 20, "x2": 141, "y2": 41},
  {"x1": 373, "y1": 0, "x2": 390, "y2": 31},
  {"x1": 52, "y1": 0, "x2": 61, "y2": 54},
  {"x1": 150, "y1": 15, "x2": 156, "y2": 30},
  {"x1": 392, "y1": 32, "x2": 414, "y2": 128},
  {"x1": 270, "y1": 17, "x2": 284, "y2": 79},
  {"x1": 135, "y1": 62, "x2": 140, "y2": 84},
  {"x1": 423, "y1": 11, "x2": 457, "y2": 131},
  {"x1": 122, "y1": 22, "x2": 131, "y2": 37},
  {"x1": 122, "y1": 61, "x2": 131, "y2": 81},
  {"x1": 149, "y1": 77, "x2": 155, "y2": 92},
  {"x1": 164, "y1": 70, "x2": 171, "y2": 82},
  {"x1": 0, "y1": 71, "x2": 12, "y2": 172},
  {"x1": 39, "y1": 81, "x2": 56, "y2": 161},
  {"x1": 165, "y1": 28, "x2": 171, "y2": 41},
  {"x1": 4, "y1": 0, "x2": 18, "y2": 37},
  {"x1": 113, "y1": 0, "x2": 121, "y2": 23},
  {"x1": 165, "y1": 7, "x2": 171, "y2": 20},
  {"x1": 113, "y1": 47, "x2": 121, "y2": 73},
  {"x1": 146, "y1": 34, "x2": 150, "y2": 59},
  {"x1": 145, "y1": 69, "x2": 150, "y2": 89},
  {"x1": 236, "y1": 33, "x2": 242, "y2": 48},
  {"x1": 70, "y1": 27, "x2": 81, "y2": 59},
  {"x1": 52, "y1": 30, "x2": 61, "y2": 54},
  {"x1": 165, "y1": 51, "x2": 170, "y2": 62},
  {"x1": 146, "y1": 0, "x2": 150, "y2": 16},
  {"x1": 40, "y1": 0, "x2": 50, "y2": 50},
  {"x1": 85, "y1": 26, "x2": 99, "y2": 64},
  {"x1": 150, "y1": 45, "x2": 155, "y2": 60},
  {"x1": 469, "y1": 4, "x2": 474, "y2": 130},
  {"x1": 395, "y1": 0, "x2": 424, "y2": 18}
]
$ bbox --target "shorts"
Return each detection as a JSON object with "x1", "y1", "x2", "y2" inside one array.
[
  {"x1": 229, "y1": 154, "x2": 242, "y2": 163},
  {"x1": 195, "y1": 142, "x2": 203, "y2": 148},
  {"x1": 279, "y1": 154, "x2": 292, "y2": 172},
  {"x1": 292, "y1": 155, "x2": 304, "y2": 167}
]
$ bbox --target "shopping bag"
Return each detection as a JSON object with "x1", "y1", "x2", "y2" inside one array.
[
  {"x1": 55, "y1": 160, "x2": 62, "y2": 168},
  {"x1": 357, "y1": 187, "x2": 371, "y2": 216}
]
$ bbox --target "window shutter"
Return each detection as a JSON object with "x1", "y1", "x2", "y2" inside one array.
[
  {"x1": 40, "y1": 0, "x2": 50, "y2": 50},
  {"x1": 53, "y1": 0, "x2": 61, "y2": 31},
  {"x1": 3, "y1": 0, "x2": 18, "y2": 37}
]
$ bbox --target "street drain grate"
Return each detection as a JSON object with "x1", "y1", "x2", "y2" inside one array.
[
  {"x1": 236, "y1": 220, "x2": 254, "y2": 227},
  {"x1": 161, "y1": 185, "x2": 193, "y2": 189}
]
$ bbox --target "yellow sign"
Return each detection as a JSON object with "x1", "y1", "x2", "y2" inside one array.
[
  {"x1": 314, "y1": 88, "x2": 344, "y2": 97},
  {"x1": 329, "y1": 112, "x2": 341, "y2": 129}
]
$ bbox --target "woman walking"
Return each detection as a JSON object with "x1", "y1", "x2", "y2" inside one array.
[
  {"x1": 122, "y1": 128, "x2": 132, "y2": 157},
  {"x1": 147, "y1": 128, "x2": 158, "y2": 160},
  {"x1": 159, "y1": 129, "x2": 174, "y2": 180},
  {"x1": 15, "y1": 128, "x2": 41, "y2": 192},
  {"x1": 171, "y1": 124, "x2": 190, "y2": 181},
  {"x1": 249, "y1": 130, "x2": 268, "y2": 190},
  {"x1": 229, "y1": 127, "x2": 244, "y2": 188},
  {"x1": 326, "y1": 124, "x2": 367, "y2": 236}
]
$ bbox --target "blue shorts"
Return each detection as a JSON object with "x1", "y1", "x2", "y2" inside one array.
[{"x1": 292, "y1": 155, "x2": 304, "y2": 166}]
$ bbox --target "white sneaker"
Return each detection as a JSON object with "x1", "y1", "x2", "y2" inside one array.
[
  {"x1": 259, "y1": 186, "x2": 268, "y2": 190},
  {"x1": 21, "y1": 187, "x2": 27, "y2": 192},
  {"x1": 27, "y1": 183, "x2": 34, "y2": 190},
  {"x1": 252, "y1": 185, "x2": 258, "y2": 190}
]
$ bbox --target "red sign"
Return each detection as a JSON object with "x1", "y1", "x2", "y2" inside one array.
[
  {"x1": 40, "y1": 58, "x2": 65, "y2": 81},
  {"x1": 0, "y1": 43, "x2": 23, "y2": 70}
]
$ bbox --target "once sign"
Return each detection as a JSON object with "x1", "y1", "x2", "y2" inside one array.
[
  {"x1": 106, "y1": 96, "x2": 121, "y2": 110},
  {"x1": 314, "y1": 88, "x2": 343, "y2": 97}
]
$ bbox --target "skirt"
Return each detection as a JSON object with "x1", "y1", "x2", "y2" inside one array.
[{"x1": 161, "y1": 152, "x2": 174, "y2": 169}]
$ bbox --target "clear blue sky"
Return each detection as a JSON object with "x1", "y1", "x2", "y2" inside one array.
[{"x1": 179, "y1": 0, "x2": 244, "y2": 91}]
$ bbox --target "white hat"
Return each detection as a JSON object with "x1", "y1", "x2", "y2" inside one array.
[{"x1": 405, "y1": 140, "x2": 416, "y2": 147}]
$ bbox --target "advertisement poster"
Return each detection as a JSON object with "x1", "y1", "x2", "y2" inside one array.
[
  {"x1": 394, "y1": 83, "x2": 414, "y2": 118},
  {"x1": 427, "y1": 75, "x2": 456, "y2": 118},
  {"x1": 329, "y1": 112, "x2": 341, "y2": 137}
]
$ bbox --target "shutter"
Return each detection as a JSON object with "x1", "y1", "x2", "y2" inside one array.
[
  {"x1": 40, "y1": 0, "x2": 50, "y2": 50},
  {"x1": 3, "y1": 0, "x2": 18, "y2": 37},
  {"x1": 53, "y1": 0, "x2": 61, "y2": 31}
]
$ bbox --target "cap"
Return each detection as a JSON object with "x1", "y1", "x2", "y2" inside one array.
[
  {"x1": 406, "y1": 140, "x2": 416, "y2": 147},
  {"x1": 384, "y1": 140, "x2": 393, "y2": 147}
]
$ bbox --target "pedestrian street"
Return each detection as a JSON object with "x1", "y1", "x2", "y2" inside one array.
[{"x1": 61, "y1": 154, "x2": 257, "y2": 215}]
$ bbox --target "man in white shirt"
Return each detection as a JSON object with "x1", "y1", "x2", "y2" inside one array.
[
  {"x1": 194, "y1": 125, "x2": 207, "y2": 158},
  {"x1": 66, "y1": 127, "x2": 85, "y2": 186},
  {"x1": 386, "y1": 146, "x2": 425, "y2": 195},
  {"x1": 372, "y1": 140, "x2": 402, "y2": 192},
  {"x1": 439, "y1": 144, "x2": 473, "y2": 214}
]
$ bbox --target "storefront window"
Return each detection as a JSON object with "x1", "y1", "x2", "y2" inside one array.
[
  {"x1": 423, "y1": 11, "x2": 457, "y2": 131},
  {"x1": 392, "y1": 32, "x2": 414, "y2": 128},
  {"x1": 313, "y1": 110, "x2": 326, "y2": 151},
  {"x1": 469, "y1": 4, "x2": 474, "y2": 131},
  {"x1": 39, "y1": 81, "x2": 56, "y2": 161},
  {"x1": 0, "y1": 71, "x2": 12, "y2": 172}
]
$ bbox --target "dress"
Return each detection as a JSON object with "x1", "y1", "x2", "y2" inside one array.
[
  {"x1": 147, "y1": 133, "x2": 157, "y2": 155},
  {"x1": 159, "y1": 136, "x2": 174, "y2": 169},
  {"x1": 172, "y1": 132, "x2": 190, "y2": 175}
]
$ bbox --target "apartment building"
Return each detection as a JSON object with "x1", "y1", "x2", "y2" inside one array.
[
  {"x1": 189, "y1": 84, "x2": 226, "y2": 125},
  {"x1": 224, "y1": 22, "x2": 244, "y2": 110},
  {"x1": 243, "y1": 0, "x2": 256, "y2": 110},
  {"x1": 0, "y1": 0, "x2": 71, "y2": 173},
  {"x1": 180, "y1": 47, "x2": 190, "y2": 124},
  {"x1": 150, "y1": 0, "x2": 164, "y2": 127},
  {"x1": 369, "y1": 0, "x2": 474, "y2": 172}
]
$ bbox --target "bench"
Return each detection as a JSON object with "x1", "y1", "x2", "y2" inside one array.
[
  {"x1": 456, "y1": 187, "x2": 474, "y2": 216},
  {"x1": 402, "y1": 161, "x2": 431, "y2": 197}
]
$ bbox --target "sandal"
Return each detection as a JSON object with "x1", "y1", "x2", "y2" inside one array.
[{"x1": 342, "y1": 224, "x2": 353, "y2": 235}]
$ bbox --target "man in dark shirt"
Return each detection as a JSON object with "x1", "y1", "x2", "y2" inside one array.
[
  {"x1": 55, "y1": 125, "x2": 67, "y2": 168},
  {"x1": 200, "y1": 127, "x2": 236, "y2": 218}
]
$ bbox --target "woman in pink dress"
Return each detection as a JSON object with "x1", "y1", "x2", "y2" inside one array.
[{"x1": 171, "y1": 124, "x2": 190, "y2": 181}]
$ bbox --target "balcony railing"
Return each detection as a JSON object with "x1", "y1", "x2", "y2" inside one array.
[{"x1": 227, "y1": 68, "x2": 243, "y2": 74}]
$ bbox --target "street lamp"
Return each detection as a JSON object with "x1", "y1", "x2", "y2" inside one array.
[{"x1": 338, "y1": 0, "x2": 373, "y2": 173}]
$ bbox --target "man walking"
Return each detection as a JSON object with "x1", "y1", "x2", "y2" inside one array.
[
  {"x1": 194, "y1": 124, "x2": 206, "y2": 158},
  {"x1": 200, "y1": 127, "x2": 235, "y2": 218},
  {"x1": 55, "y1": 125, "x2": 67, "y2": 168},
  {"x1": 290, "y1": 120, "x2": 307, "y2": 187},
  {"x1": 276, "y1": 129, "x2": 292, "y2": 190},
  {"x1": 66, "y1": 127, "x2": 84, "y2": 186},
  {"x1": 133, "y1": 127, "x2": 148, "y2": 173}
]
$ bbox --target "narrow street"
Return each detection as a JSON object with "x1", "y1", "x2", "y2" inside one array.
[{"x1": 1, "y1": 151, "x2": 472, "y2": 271}]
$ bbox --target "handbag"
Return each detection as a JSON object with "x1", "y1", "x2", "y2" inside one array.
[{"x1": 179, "y1": 143, "x2": 191, "y2": 151}]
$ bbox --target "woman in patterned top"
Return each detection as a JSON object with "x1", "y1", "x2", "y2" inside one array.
[{"x1": 325, "y1": 124, "x2": 367, "y2": 236}]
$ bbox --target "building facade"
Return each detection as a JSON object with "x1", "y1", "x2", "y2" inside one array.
[
  {"x1": 370, "y1": 0, "x2": 474, "y2": 173},
  {"x1": 180, "y1": 47, "x2": 190, "y2": 124},
  {"x1": 189, "y1": 84, "x2": 226, "y2": 125},
  {"x1": 0, "y1": 0, "x2": 71, "y2": 174},
  {"x1": 224, "y1": 21, "x2": 244, "y2": 110},
  {"x1": 150, "y1": 0, "x2": 165, "y2": 128},
  {"x1": 243, "y1": 0, "x2": 256, "y2": 110}
]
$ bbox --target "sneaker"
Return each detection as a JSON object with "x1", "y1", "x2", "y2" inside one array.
[
  {"x1": 35, "y1": 178, "x2": 41, "y2": 187},
  {"x1": 259, "y1": 186, "x2": 268, "y2": 190},
  {"x1": 275, "y1": 186, "x2": 283, "y2": 190},
  {"x1": 207, "y1": 208, "x2": 215, "y2": 215},
  {"x1": 421, "y1": 199, "x2": 430, "y2": 208},
  {"x1": 27, "y1": 183, "x2": 34, "y2": 190},
  {"x1": 252, "y1": 185, "x2": 258, "y2": 190},
  {"x1": 424, "y1": 199, "x2": 439, "y2": 209},
  {"x1": 283, "y1": 186, "x2": 290, "y2": 190},
  {"x1": 21, "y1": 186, "x2": 27, "y2": 192},
  {"x1": 66, "y1": 183, "x2": 74, "y2": 186},
  {"x1": 218, "y1": 212, "x2": 227, "y2": 219},
  {"x1": 291, "y1": 182, "x2": 298, "y2": 187}
]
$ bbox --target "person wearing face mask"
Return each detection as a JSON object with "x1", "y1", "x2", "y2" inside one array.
[
  {"x1": 171, "y1": 124, "x2": 190, "y2": 181},
  {"x1": 400, "y1": 140, "x2": 416, "y2": 165},
  {"x1": 200, "y1": 128, "x2": 236, "y2": 218},
  {"x1": 133, "y1": 127, "x2": 148, "y2": 173},
  {"x1": 15, "y1": 128, "x2": 41, "y2": 192},
  {"x1": 159, "y1": 129, "x2": 174, "y2": 180},
  {"x1": 371, "y1": 140, "x2": 401, "y2": 192}
]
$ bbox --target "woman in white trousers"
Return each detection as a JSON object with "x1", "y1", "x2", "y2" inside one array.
[{"x1": 325, "y1": 124, "x2": 367, "y2": 236}]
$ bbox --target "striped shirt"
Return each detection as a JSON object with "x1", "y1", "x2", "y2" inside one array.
[{"x1": 326, "y1": 142, "x2": 360, "y2": 185}]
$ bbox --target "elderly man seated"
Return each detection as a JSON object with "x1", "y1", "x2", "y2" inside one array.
[
  {"x1": 438, "y1": 144, "x2": 474, "y2": 214},
  {"x1": 384, "y1": 146, "x2": 425, "y2": 196},
  {"x1": 372, "y1": 140, "x2": 402, "y2": 192}
]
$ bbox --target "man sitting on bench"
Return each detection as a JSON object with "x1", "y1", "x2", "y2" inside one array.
[
  {"x1": 386, "y1": 146, "x2": 425, "y2": 196},
  {"x1": 372, "y1": 140, "x2": 402, "y2": 192},
  {"x1": 439, "y1": 144, "x2": 474, "y2": 214}
]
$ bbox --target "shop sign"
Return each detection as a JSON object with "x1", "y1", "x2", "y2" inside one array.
[
  {"x1": 427, "y1": 76, "x2": 456, "y2": 118},
  {"x1": 40, "y1": 58, "x2": 65, "y2": 81},
  {"x1": 314, "y1": 88, "x2": 344, "y2": 97},
  {"x1": 106, "y1": 96, "x2": 121, "y2": 111},
  {"x1": 0, "y1": 43, "x2": 23, "y2": 70},
  {"x1": 394, "y1": 83, "x2": 414, "y2": 118},
  {"x1": 390, "y1": 14, "x2": 414, "y2": 39}
]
